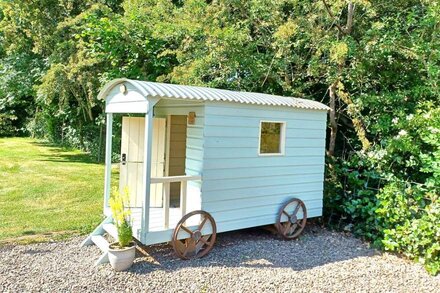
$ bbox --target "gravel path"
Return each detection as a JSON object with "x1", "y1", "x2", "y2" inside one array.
[{"x1": 0, "y1": 226, "x2": 438, "y2": 292}]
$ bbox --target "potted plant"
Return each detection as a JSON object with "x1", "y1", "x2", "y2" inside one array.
[{"x1": 108, "y1": 187, "x2": 136, "y2": 271}]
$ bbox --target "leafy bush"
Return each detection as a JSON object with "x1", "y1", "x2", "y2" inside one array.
[
  {"x1": 325, "y1": 103, "x2": 440, "y2": 275},
  {"x1": 378, "y1": 183, "x2": 440, "y2": 275},
  {"x1": 0, "y1": 113, "x2": 18, "y2": 137}
]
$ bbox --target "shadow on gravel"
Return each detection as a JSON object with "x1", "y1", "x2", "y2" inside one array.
[{"x1": 126, "y1": 225, "x2": 377, "y2": 274}]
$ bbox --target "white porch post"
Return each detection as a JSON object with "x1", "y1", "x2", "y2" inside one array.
[
  {"x1": 103, "y1": 113, "x2": 113, "y2": 215},
  {"x1": 141, "y1": 110, "x2": 154, "y2": 242}
]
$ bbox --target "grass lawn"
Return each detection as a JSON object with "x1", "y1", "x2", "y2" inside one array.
[{"x1": 0, "y1": 137, "x2": 111, "y2": 244}]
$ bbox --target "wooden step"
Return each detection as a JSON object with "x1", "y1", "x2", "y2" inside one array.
[
  {"x1": 103, "y1": 223, "x2": 118, "y2": 241},
  {"x1": 91, "y1": 235, "x2": 109, "y2": 253}
]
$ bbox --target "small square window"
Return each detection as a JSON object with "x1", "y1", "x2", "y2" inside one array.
[{"x1": 259, "y1": 121, "x2": 285, "y2": 155}]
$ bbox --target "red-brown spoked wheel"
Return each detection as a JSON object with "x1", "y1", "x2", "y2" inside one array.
[
  {"x1": 275, "y1": 198, "x2": 307, "y2": 240},
  {"x1": 172, "y1": 210, "x2": 217, "y2": 260}
]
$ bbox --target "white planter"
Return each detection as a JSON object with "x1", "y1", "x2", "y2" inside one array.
[{"x1": 108, "y1": 242, "x2": 136, "y2": 271}]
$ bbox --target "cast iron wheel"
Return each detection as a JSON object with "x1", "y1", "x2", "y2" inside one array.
[
  {"x1": 275, "y1": 198, "x2": 307, "y2": 240},
  {"x1": 172, "y1": 210, "x2": 217, "y2": 260}
]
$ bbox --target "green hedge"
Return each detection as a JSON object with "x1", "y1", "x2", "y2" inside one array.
[{"x1": 325, "y1": 103, "x2": 440, "y2": 275}]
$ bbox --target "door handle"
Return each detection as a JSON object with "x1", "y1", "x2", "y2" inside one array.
[{"x1": 121, "y1": 153, "x2": 127, "y2": 165}]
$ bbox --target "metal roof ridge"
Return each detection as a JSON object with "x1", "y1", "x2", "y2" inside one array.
[{"x1": 100, "y1": 79, "x2": 330, "y2": 111}]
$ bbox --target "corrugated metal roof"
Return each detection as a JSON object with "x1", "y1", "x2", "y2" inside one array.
[{"x1": 99, "y1": 78, "x2": 330, "y2": 111}]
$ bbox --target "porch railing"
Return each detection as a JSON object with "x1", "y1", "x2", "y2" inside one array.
[{"x1": 150, "y1": 175, "x2": 202, "y2": 229}]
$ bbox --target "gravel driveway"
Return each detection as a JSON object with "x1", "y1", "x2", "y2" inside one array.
[{"x1": 1, "y1": 226, "x2": 438, "y2": 292}]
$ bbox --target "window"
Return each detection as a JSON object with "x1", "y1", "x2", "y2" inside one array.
[{"x1": 259, "y1": 121, "x2": 286, "y2": 155}]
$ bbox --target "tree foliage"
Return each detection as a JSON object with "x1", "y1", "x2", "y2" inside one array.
[{"x1": 0, "y1": 0, "x2": 439, "y2": 274}]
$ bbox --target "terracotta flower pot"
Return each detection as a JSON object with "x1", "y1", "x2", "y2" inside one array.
[{"x1": 108, "y1": 242, "x2": 136, "y2": 271}]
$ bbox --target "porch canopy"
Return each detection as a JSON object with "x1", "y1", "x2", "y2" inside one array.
[{"x1": 98, "y1": 78, "x2": 328, "y2": 242}]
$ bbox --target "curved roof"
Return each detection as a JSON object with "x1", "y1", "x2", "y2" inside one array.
[{"x1": 98, "y1": 78, "x2": 329, "y2": 111}]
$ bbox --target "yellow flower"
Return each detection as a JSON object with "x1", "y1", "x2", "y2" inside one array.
[{"x1": 109, "y1": 186, "x2": 132, "y2": 227}]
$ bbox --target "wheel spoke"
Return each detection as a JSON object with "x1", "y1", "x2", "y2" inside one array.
[
  {"x1": 180, "y1": 225, "x2": 193, "y2": 236},
  {"x1": 195, "y1": 242, "x2": 203, "y2": 255},
  {"x1": 198, "y1": 236, "x2": 210, "y2": 246},
  {"x1": 283, "y1": 222, "x2": 291, "y2": 235},
  {"x1": 288, "y1": 222, "x2": 298, "y2": 235},
  {"x1": 198, "y1": 216, "x2": 208, "y2": 230},
  {"x1": 291, "y1": 223, "x2": 298, "y2": 233},
  {"x1": 182, "y1": 238, "x2": 195, "y2": 258},
  {"x1": 292, "y1": 203, "x2": 301, "y2": 216},
  {"x1": 175, "y1": 239, "x2": 186, "y2": 254},
  {"x1": 182, "y1": 246, "x2": 189, "y2": 257},
  {"x1": 283, "y1": 210, "x2": 290, "y2": 221}
]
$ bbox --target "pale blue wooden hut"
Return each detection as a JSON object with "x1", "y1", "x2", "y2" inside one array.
[{"x1": 82, "y1": 79, "x2": 329, "y2": 264}]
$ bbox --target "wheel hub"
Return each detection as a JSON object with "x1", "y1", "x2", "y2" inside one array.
[
  {"x1": 192, "y1": 230, "x2": 202, "y2": 242},
  {"x1": 290, "y1": 215, "x2": 297, "y2": 224}
]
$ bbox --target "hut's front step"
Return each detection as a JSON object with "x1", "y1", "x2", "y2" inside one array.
[
  {"x1": 91, "y1": 235, "x2": 109, "y2": 251},
  {"x1": 102, "y1": 223, "x2": 118, "y2": 241},
  {"x1": 80, "y1": 216, "x2": 118, "y2": 266},
  {"x1": 91, "y1": 235, "x2": 110, "y2": 265}
]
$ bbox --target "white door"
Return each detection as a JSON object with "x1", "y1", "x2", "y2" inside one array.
[{"x1": 120, "y1": 117, "x2": 166, "y2": 208}]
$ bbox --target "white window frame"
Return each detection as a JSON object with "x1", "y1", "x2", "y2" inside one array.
[{"x1": 258, "y1": 120, "x2": 286, "y2": 156}]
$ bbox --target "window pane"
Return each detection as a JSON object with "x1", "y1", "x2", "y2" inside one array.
[{"x1": 260, "y1": 122, "x2": 282, "y2": 154}]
